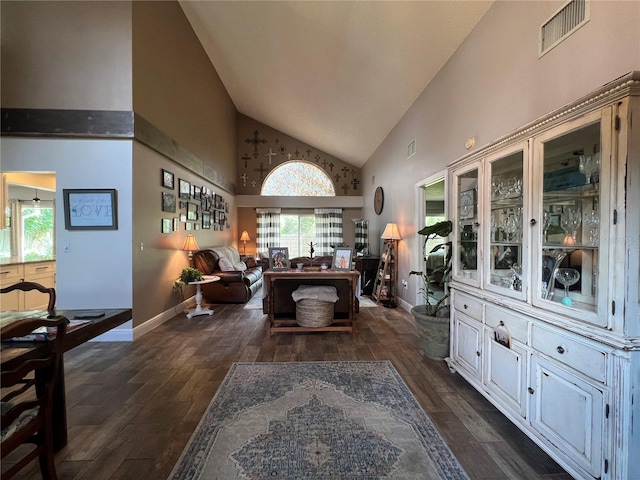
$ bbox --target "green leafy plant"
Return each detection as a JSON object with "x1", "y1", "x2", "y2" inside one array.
[
  {"x1": 409, "y1": 220, "x2": 453, "y2": 316},
  {"x1": 179, "y1": 267, "x2": 204, "y2": 284}
]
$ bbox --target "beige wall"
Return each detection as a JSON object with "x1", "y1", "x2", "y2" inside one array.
[
  {"x1": 132, "y1": 1, "x2": 237, "y2": 185},
  {"x1": 1, "y1": 1, "x2": 133, "y2": 110},
  {"x1": 363, "y1": 0, "x2": 640, "y2": 307}
]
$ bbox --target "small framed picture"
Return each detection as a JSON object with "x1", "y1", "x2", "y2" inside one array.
[
  {"x1": 194, "y1": 223, "x2": 200, "y2": 230},
  {"x1": 185, "y1": 222, "x2": 192, "y2": 231},
  {"x1": 161, "y1": 218, "x2": 172, "y2": 234},
  {"x1": 161, "y1": 192, "x2": 176, "y2": 213},
  {"x1": 269, "y1": 247, "x2": 290, "y2": 270},
  {"x1": 187, "y1": 203, "x2": 198, "y2": 221},
  {"x1": 333, "y1": 247, "x2": 353, "y2": 271},
  {"x1": 179, "y1": 213, "x2": 187, "y2": 222},
  {"x1": 194, "y1": 186, "x2": 201, "y2": 199},
  {"x1": 173, "y1": 217, "x2": 179, "y2": 231},
  {"x1": 179, "y1": 179, "x2": 191, "y2": 199},
  {"x1": 190, "y1": 185, "x2": 195, "y2": 198},
  {"x1": 202, "y1": 211, "x2": 211, "y2": 229},
  {"x1": 162, "y1": 169, "x2": 174, "y2": 189}
]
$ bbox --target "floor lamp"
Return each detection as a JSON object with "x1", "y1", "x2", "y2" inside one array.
[{"x1": 380, "y1": 223, "x2": 401, "y2": 307}]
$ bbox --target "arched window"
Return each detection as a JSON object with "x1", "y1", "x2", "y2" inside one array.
[{"x1": 261, "y1": 161, "x2": 335, "y2": 196}]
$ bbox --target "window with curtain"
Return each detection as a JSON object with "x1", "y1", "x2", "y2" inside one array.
[
  {"x1": 314, "y1": 209, "x2": 343, "y2": 256},
  {"x1": 256, "y1": 208, "x2": 281, "y2": 257}
]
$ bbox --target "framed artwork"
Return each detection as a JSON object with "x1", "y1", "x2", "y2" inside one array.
[
  {"x1": 161, "y1": 192, "x2": 176, "y2": 213},
  {"x1": 161, "y1": 218, "x2": 172, "y2": 234},
  {"x1": 202, "y1": 212, "x2": 211, "y2": 229},
  {"x1": 179, "y1": 179, "x2": 191, "y2": 199},
  {"x1": 225, "y1": 202, "x2": 229, "y2": 213},
  {"x1": 194, "y1": 186, "x2": 201, "y2": 199},
  {"x1": 187, "y1": 203, "x2": 198, "y2": 221},
  {"x1": 162, "y1": 169, "x2": 174, "y2": 189},
  {"x1": 190, "y1": 185, "x2": 195, "y2": 198},
  {"x1": 63, "y1": 189, "x2": 118, "y2": 230},
  {"x1": 269, "y1": 247, "x2": 290, "y2": 270},
  {"x1": 173, "y1": 217, "x2": 179, "y2": 231},
  {"x1": 194, "y1": 223, "x2": 200, "y2": 230},
  {"x1": 185, "y1": 222, "x2": 192, "y2": 231},
  {"x1": 333, "y1": 248, "x2": 353, "y2": 271},
  {"x1": 179, "y1": 213, "x2": 187, "y2": 222},
  {"x1": 459, "y1": 188, "x2": 477, "y2": 220}
]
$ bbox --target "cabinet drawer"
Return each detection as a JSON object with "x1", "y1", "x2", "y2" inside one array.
[
  {"x1": 531, "y1": 325, "x2": 607, "y2": 382},
  {"x1": 0, "y1": 264, "x2": 23, "y2": 284},
  {"x1": 24, "y1": 261, "x2": 55, "y2": 278},
  {"x1": 453, "y1": 292, "x2": 483, "y2": 321},
  {"x1": 486, "y1": 305, "x2": 529, "y2": 344}
]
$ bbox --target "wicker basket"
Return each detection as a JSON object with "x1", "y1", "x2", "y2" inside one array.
[{"x1": 296, "y1": 298, "x2": 335, "y2": 327}]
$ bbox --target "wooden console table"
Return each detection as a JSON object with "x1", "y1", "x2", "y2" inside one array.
[{"x1": 264, "y1": 269, "x2": 360, "y2": 336}]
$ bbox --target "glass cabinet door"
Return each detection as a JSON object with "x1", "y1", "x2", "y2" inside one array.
[
  {"x1": 452, "y1": 163, "x2": 481, "y2": 285},
  {"x1": 484, "y1": 145, "x2": 527, "y2": 300},
  {"x1": 532, "y1": 109, "x2": 612, "y2": 326}
]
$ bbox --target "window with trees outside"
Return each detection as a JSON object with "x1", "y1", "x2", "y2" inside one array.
[
  {"x1": 0, "y1": 201, "x2": 54, "y2": 261},
  {"x1": 280, "y1": 214, "x2": 315, "y2": 257}
]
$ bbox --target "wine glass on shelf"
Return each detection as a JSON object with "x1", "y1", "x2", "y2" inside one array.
[
  {"x1": 561, "y1": 206, "x2": 581, "y2": 243},
  {"x1": 583, "y1": 210, "x2": 600, "y2": 246},
  {"x1": 554, "y1": 268, "x2": 580, "y2": 306},
  {"x1": 579, "y1": 153, "x2": 600, "y2": 185}
]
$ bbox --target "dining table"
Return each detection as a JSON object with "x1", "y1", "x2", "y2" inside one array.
[{"x1": 0, "y1": 308, "x2": 133, "y2": 451}]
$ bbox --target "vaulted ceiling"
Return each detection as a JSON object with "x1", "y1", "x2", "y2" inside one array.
[{"x1": 180, "y1": 1, "x2": 494, "y2": 168}]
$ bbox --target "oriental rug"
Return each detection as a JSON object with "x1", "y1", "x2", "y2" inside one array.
[{"x1": 169, "y1": 361, "x2": 468, "y2": 480}]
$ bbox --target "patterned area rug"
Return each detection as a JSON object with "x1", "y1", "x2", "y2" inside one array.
[{"x1": 169, "y1": 361, "x2": 468, "y2": 480}]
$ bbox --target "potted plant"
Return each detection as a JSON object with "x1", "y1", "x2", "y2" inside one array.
[
  {"x1": 174, "y1": 267, "x2": 204, "y2": 290},
  {"x1": 409, "y1": 220, "x2": 453, "y2": 360}
]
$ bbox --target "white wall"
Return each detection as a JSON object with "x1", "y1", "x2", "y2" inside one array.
[{"x1": 1, "y1": 138, "x2": 134, "y2": 327}]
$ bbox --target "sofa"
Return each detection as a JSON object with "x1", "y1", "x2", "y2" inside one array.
[{"x1": 193, "y1": 246, "x2": 262, "y2": 303}]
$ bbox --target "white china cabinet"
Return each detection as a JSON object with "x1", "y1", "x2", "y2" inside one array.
[{"x1": 447, "y1": 72, "x2": 640, "y2": 480}]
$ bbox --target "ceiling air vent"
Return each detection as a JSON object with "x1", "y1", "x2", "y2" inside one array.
[
  {"x1": 407, "y1": 139, "x2": 416, "y2": 159},
  {"x1": 539, "y1": 0, "x2": 590, "y2": 58}
]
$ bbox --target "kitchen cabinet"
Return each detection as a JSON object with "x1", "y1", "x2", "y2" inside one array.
[{"x1": 0, "y1": 260, "x2": 56, "y2": 310}]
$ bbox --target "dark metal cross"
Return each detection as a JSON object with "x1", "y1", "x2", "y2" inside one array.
[
  {"x1": 351, "y1": 178, "x2": 360, "y2": 190},
  {"x1": 306, "y1": 148, "x2": 312, "y2": 157},
  {"x1": 241, "y1": 153, "x2": 251, "y2": 168},
  {"x1": 329, "y1": 162, "x2": 334, "y2": 171},
  {"x1": 254, "y1": 162, "x2": 269, "y2": 179},
  {"x1": 294, "y1": 147, "x2": 300, "y2": 158},
  {"x1": 341, "y1": 166, "x2": 350, "y2": 176},
  {"x1": 245, "y1": 130, "x2": 267, "y2": 158},
  {"x1": 334, "y1": 173, "x2": 341, "y2": 183},
  {"x1": 351, "y1": 169, "x2": 356, "y2": 178},
  {"x1": 341, "y1": 184, "x2": 349, "y2": 194},
  {"x1": 315, "y1": 155, "x2": 321, "y2": 163},
  {"x1": 322, "y1": 159, "x2": 329, "y2": 169},
  {"x1": 280, "y1": 145, "x2": 287, "y2": 155}
]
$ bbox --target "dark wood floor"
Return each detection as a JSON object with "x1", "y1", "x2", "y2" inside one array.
[{"x1": 10, "y1": 300, "x2": 572, "y2": 479}]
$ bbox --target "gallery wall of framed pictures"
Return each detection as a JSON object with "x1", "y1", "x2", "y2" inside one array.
[{"x1": 159, "y1": 168, "x2": 231, "y2": 233}]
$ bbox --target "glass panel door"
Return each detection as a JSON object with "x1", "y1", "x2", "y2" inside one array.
[
  {"x1": 532, "y1": 109, "x2": 611, "y2": 326},
  {"x1": 485, "y1": 146, "x2": 527, "y2": 300},
  {"x1": 452, "y1": 163, "x2": 481, "y2": 285}
]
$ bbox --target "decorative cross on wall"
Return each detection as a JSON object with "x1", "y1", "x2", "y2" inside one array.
[
  {"x1": 287, "y1": 153, "x2": 293, "y2": 160},
  {"x1": 322, "y1": 159, "x2": 329, "y2": 170},
  {"x1": 254, "y1": 162, "x2": 269, "y2": 179},
  {"x1": 245, "y1": 130, "x2": 267, "y2": 158},
  {"x1": 315, "y1": 155, "x2": 321, "y2": 163},
  {"x1": 241, "y1": 154, "x2": 251, "y2": 168},
  {"x1": 334, "y1": 173, "x2": 341, "y2": 183},
  {"x1": 341, "y1": 184, "x2": 349, "y2": 194},
  {"x1": 351, "y1": 178, "x2": 360, "y2": 190},
  {"x1": 251, "y1": 180, "x2": 257, "y2": 188},
  {"x1": 240, "y1": 173, "x2": 248, "y2": 186},
  {"x1": 329, "y1": 162, "x2": 334, "y2": 171},
  {"x1": 280, "y1": 145, "x2": 287, "y2": 155},
  {"x1": 306, "y1": 148, "x2": 312, "y2": 157},
  {"x1": 264, "y1": 148, "x2": 277, "y2": 165},
  {"x1": 341, "y1": 166, "x2": 350, "y2": 176}
]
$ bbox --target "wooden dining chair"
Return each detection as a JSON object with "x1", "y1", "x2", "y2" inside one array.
[
  {"x1": 1, "y1": 315, "x2": 67, "y2": 480},
  {"x1": 0, "y1": 282, "x2": 56, "y2": 316}
]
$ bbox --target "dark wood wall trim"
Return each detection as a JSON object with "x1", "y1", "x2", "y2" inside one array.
[
  {"x1": 1, "y1": 108, "x2": 134, "y2": 137},
  {"x1": 134, "y1": 114, "x2": 235, "y2": 194},
  {"x1": 0, "y1": 108, "x2": 235, "y2": 194}
]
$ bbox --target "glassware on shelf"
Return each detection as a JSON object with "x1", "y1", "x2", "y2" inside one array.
[
  {"x1": 583, "y1": 210, "x2": 600, "y2": 246},
  {"x1": 509, "y1": 263, "x2": 523, "y2": 291},
  {"x1": 554, "y1": 268, "x2": 580, "y2": 306},
  {"x1": 579, "y1": 153, "x2": 600, "y2": 185},
  {"x1": 543, "y1": 210, "x2": 551, "y2": 243},
  {"x1": 560, "y1": 206, "x2": 581, "y2": 243}
]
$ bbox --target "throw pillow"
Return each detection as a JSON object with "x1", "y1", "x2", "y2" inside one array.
[
  {"x1": 234, "y1": 261, "x2": 247, "y2": 272},
  {"x1": 218, "y1": 257, "x2": 235, "y2": 271},
  {"x1": 245, "y1": 257, "x2": 257, "y2": 268}
]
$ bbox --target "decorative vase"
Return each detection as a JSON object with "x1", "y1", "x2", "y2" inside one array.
[{"x1": 411, "y1": 305, "x2": 451, "y2": 360}]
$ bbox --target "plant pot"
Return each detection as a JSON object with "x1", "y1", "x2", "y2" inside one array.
[{"x1": 411, "y1": 305, "x2": 451, "y2": 360}]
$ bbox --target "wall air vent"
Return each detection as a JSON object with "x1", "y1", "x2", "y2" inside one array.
[
  {"x1": 539, "y1": 0, "x2": 589, "y2": 58},
  {"x1": 407, "y1": 139, "x2": 416, "y2": 159}
]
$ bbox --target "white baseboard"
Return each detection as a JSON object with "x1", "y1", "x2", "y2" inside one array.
[
  {"x1": 398, "y1": 297, "x2": 413, "y2": 313},
  {"x1": 89, "y1": 297, "x2": 194, "y2": 342}
]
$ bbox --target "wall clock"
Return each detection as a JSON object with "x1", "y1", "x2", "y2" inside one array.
[{"x1": 374, "y1": 186, "x2": 384, "y2": 215}]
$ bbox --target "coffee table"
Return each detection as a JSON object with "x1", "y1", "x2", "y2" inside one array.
[{"x1": 186, "y1": 275, "x2": 219, "y2": 318}]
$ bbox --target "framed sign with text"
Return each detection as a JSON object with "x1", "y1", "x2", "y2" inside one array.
[{"x1": 63, "y1": 189, "x2": 118, "y2": 230}]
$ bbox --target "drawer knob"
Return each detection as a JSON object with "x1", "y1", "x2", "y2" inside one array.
[
  {"x1": 530, "y1": 218, "x2": 537, "y2": 225},
  {"x1": 528, "y1": 387, "x2": 535, "y2": 394},
  {"x1": 463, "y1": 304, "x2": 468, "y2": 309},
  {"x1": 476, "y1": 351, "x2": 481, "y2": 356},
  {"x1": 556, "y1": 346, "x2": 565, "y2": 354}
]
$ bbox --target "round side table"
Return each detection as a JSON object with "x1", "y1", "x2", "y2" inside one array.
[{"x1": 186, "y1": 275, "x2": 220, "y2": 318}]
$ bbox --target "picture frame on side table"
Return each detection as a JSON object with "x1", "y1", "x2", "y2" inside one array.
[
  {"x1": 333, "y1": 248, "x2": 353, "y2": 271},
  {"x1": 63, "y1": 188, "x2": 118, "y2": 230},
  {"x1": 269, "y1": 247, "x2": 290, "y2": 270}
]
